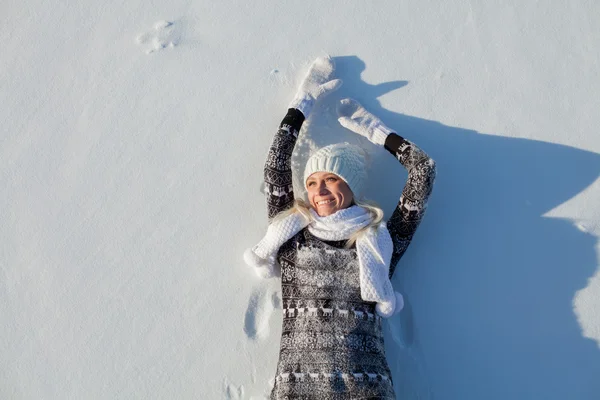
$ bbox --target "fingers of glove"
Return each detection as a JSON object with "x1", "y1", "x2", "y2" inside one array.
[
  {"x1": 301, "y1": 56, "x2": 336, "y2": 87},
  {"x1": 315, "y1": 79, "x2": 343, "y2": 97},
  {"x1": 310, "y1": 55, "x2": 335, "y2": 77},
  {"x1": 338, "y1": 116, "x2": 368, "y2": 136}
]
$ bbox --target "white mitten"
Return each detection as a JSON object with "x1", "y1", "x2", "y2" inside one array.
[
  {"x1": 288, "y1": 55, "x2": 343, "y2": 118},
  {"x1": 337, "y1": 98, "x2": 394, "y2": 146}
]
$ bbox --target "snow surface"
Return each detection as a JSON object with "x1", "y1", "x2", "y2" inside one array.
[{"x1": 2, "y1": 1, "x2": 600, "y2": 399}]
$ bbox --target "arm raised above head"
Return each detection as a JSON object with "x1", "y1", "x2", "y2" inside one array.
[
  {"x1": 264, "y1": 55, "x2": 342, "y2": 221},
  {"x1": 336, "y1": 98, "x2": 436, "y2": 278},
  {"x1": 264, "y1": 109, "x2": 304, "y2": 221},
  {"x1": 384, "y1": 134, "x2": 436, "y2": 278}
]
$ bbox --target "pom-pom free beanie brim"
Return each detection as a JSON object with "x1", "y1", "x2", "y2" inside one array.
[{"x1": 303, "y1": 143, "x2": 367, "y2": 198}]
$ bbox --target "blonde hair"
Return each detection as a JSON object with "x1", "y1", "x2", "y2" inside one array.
[{"x1": 272, "y1": 198, "x2": 384, "y2": 249}]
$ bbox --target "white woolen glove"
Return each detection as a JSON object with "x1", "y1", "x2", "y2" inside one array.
[
  {"x1": 337, "y1": 98, "x2": 394, "y2": 146},
  {"x1": 288, "y1": 55, "x2": 343, "y2": 118}
]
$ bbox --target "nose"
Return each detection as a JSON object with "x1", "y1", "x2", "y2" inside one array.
[{"x1": 318, "y1": 181, "x2": 329, "y2": 195}]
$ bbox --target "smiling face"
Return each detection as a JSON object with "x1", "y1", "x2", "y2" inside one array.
[{"x1": 306, "y1": 171, "x2": 354, "y2": 217}]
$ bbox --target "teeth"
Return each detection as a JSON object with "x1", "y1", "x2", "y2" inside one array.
[{"x1": 317, "y1": 200, "x2": 333, "y2": 205}]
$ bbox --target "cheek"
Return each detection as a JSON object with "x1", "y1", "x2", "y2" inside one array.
[
  {"x1": 336, "y1": 184, "x2": 353, "y2": 203},
  {"x1": 335, "y1": 183, "x2": 348, "y2": 197},
  {"x1": 331, "y1": 185, "x2": 345, "y2": 200}
]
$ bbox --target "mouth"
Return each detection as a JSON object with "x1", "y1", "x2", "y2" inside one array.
[{"x1": 316, "y1": 199, "x2": 335, "y2": 207}]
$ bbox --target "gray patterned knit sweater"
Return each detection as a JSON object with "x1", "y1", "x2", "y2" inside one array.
[{"x1": 264, "y1": 109, "x2": 436, "y2": 400}]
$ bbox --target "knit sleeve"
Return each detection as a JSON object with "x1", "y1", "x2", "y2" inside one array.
[
  {"x1": 384, "y1": 133, "x2": 436, "y2": 278},
  {"x1": 264, "y1": 108, "x2": 305, "y2": 221}
]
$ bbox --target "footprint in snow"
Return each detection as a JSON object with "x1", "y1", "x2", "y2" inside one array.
[
  {"x1": 244, "y1": 284, "x2": 276, "y2": 340},
  {"x1": 136, "y1": 20, "x2": 181, "y2": 54},
  {"x1": 223, "y1": 378, "x2": 245, "y2": 400}
]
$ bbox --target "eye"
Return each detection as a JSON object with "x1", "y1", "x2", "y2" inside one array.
[
  {"x1": 326, "y1": 177, "x2": 337, "y2": 182},
  {"x1": 307, "y1": 181, "x2": 315, "y2": 187}
]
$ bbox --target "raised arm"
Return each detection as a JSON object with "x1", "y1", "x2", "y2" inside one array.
[
  {"x1": 384, "y1": 134, "x2": 436, "y2": 277},
  {"x1": 264, "y1": 109, "x2": 304, "y2": 220},
  {"x1": 336, "y1": 99, "x2": 436, "y2": 278},
  {"x1": 263, "y1": 55, "x2": 342, "y2": 221}
]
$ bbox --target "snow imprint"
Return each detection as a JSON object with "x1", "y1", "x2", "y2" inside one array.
[
  {"x1": 244, "y1": 284, "x2": 275, "y2": 340},
  {"x1": 223, "y1": 378, "x2": 245, "y2": 400},
  {"x1": 136, "y1": 20, "x2": 181, "y2": 54}
]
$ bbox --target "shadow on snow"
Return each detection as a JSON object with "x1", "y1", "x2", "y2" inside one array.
[{"x1": 294, "y1": 55, "x2": 600, "y2": 400}]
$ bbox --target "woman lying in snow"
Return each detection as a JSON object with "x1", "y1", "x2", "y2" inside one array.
[{"x1": 244, "y1": 56, "x2": 436, "y2": 400}]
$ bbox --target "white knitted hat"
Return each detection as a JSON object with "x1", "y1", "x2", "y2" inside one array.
[{"x1": 303, "y1": 143, "x2": 367, "y2": 198}]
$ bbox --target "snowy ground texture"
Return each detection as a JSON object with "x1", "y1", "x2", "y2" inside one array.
[{"x1": 2, "y1": 1, "x2": 600, "y2": 399}]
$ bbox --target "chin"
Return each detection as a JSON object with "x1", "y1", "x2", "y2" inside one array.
[{"x1": 318, "y1": 208, "x2": 337, "y2": 217}]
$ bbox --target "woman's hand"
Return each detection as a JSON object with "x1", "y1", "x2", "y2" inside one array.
[
  {"x1": 288, "y1": 55, "x2": 342, "y2": 118},
  {"x1": 337, "y1": 98, "x2": 393, "y2": 146}
]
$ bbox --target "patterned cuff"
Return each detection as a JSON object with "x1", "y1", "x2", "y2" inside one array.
[
  {"x1": 384, "y1": 133, "x2": 409, "y2": 154},
  {"x1": 281, "y1": 108, "x2": 306, "y2": 132}
]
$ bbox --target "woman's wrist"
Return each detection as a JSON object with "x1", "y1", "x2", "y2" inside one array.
[
  {"x1": 383, "y1": 133, "x2": 407, "y2": 154},
  {"x1": 371, "y1": 126, "x2": 392, "y2": 146},
  {"x1": 281, "y1": 108, "x2": 306, "y2": 132},
  {"x1": 288, "y1": 92, "x2": 314, "y2": 119}
]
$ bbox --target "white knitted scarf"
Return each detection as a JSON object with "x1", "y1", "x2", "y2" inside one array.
[{"x1": 244, "y1": 206, "x2": 403, "y2": 317}]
